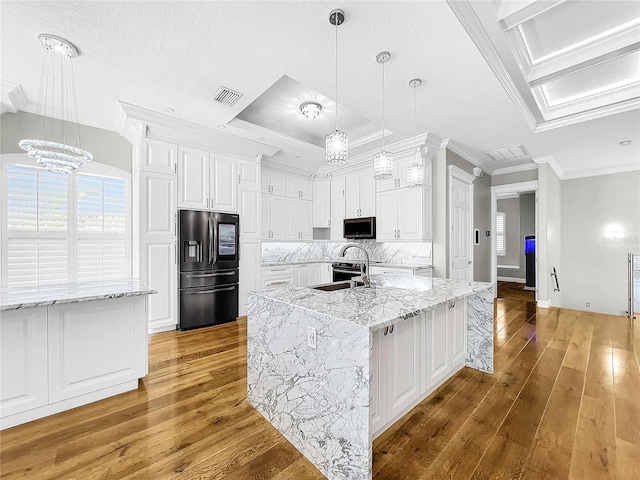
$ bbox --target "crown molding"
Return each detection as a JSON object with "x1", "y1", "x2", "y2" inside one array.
[
  {"x1": 561, "y1": 161, "x2": 640, "y2": 180},
  {"x1": 446, "y1": 0, "x2": 539, "y2": 131},
  {"x1": 226, "y1": 117, "x2": 322, "y2": 155},
  {"x1": 262, "y1": 158, "x2": 316, "y2": 178},
  {"x1": 492, "y1": 162, "x2": 538, "y2": 176},
  {"x1": 114, "y1": 101, "x2": 279, "y2": 158},
  {"x1": 1, "y1": 81, "x2": 27, "y2": 114},
  {"x1": 534, "y1": 97, "x2": 640, "y2": 133},
  {"x1": 350, "y1": 128, "x2": 393, "y2": 149},
  {"x1": 533, "y1": 155, "x2": 564, "y2": 179},
  {"x1": 440, "y1": 138, "x2": 492, "y2": 171}
]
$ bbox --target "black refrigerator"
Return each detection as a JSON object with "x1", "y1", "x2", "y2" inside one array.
[{"x1": 178, "y1": 210, "x2": 239, "y2": 330}]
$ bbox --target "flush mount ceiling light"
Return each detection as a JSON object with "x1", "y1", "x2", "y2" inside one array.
[
  {"x1": 406, "y1": 78, "x2": 425, "y2": 188},
  {"x1": 373, "y1": 51, "x2": 394, "y2": 180},
  {"x1": 19, "y1": 34, "x2": 93, "y2": 174},
  {"x1": 300, "y1": 101, "x2": 322, "y2": 119},
  {"x1": 325, "y1": 8, "x2": 348, "y2": 167}
]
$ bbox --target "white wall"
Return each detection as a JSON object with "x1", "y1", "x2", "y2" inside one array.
[
  {"x1": 560, "y1": 170, "x2": 640, "y2": 315},
  {"x1": 538, "y1": 163, "x2": 562, "y2": 307}
]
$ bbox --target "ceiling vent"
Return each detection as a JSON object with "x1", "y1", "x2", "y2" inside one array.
[
  {"x1": 211, "y1": 86, "x2": 242, "y2": 107},
  {"x1": 486, "y1": 145, "x2": 527, "y2": 161}
]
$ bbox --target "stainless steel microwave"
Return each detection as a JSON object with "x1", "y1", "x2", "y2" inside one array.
[{"x1": 343, "y1": 217, "x2": 376, "y2": 239}]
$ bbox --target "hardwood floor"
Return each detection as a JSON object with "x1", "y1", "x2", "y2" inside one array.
[
  {"x1": 497, "y1": 281, "x2": 536, "y2": 302},
  {"x1": 2, "y1": 299, "x2": 639, "y2": 479}
]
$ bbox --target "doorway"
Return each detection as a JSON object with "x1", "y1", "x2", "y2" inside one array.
[
  {"x1": 491, "y1": 181, "x2": 539, "y2": 301},
  {"x1": 449, "y1": 166, "x2": 475, "y2": 280}
]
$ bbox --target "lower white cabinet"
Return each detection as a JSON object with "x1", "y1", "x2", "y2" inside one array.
[
  {"x1": 47, "y1": 298, "x2": 147, "y2": 403},
  {"x1": 139, "y1": 239, "x2": 178, "y2": 333},
  {"x1": 0, "y1": 308, "x2": 48, "y2": 418},
  {"x1": 262, "y1": 266, "x2": 295, "y2": 288},
  {"x1": 1, "y1": 296, "x2": 149, "y2": 429},
  {"x1": 294, "y1": 263, "x2": 332, "y2": 287},
  {"x1": 370, "y1": 266, "x2": 433, "y2": 277},
  {"x1": 371, "y1": 299, "x2": 467, "y2": 439}
]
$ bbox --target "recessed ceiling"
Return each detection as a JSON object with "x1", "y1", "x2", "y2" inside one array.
[
  {"x1": 1, "y1": 1, "x2": 639, "y2": 179},
  {"x1": 235, "y1": 75, "x2": 374, "y2": 148}
]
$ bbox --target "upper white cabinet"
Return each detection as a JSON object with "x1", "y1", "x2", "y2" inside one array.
[
  {"x1": 345, "y1": 170, "x2": 376, "y2": 218},
  {"x1": 286, "y1": 198, "x2": 312, "y2": 241},
  {"x1": 141, "y1": 138, "x2": 177, "y2": 175},
  {"x1": 262, "y1": 193, "x2": 287, "y2": 240},
  {"x1": 139, "y1": 171, "x2": 177, "y2": 237},
  {"x1": 178, "y1": 147, "x2": 209, "y2": 210},
  {"x1": 237, "y1": 160, "x2": 260, "y2": 242},
  {"x1": 178, "y1": 148, "x2": 237, "y2": 212},
  {"x1": 376, "y1": 156, "x2": 432, "y2": 192},
  {"x1": 261, "y1": 170, "x2": 286, "y2": 196},
  {"x1": 286, "y1": 176, "x2": 312, "y2": 200},
  {"x1": 313, "y1": 181, "x2": 331, "y2": 228}
]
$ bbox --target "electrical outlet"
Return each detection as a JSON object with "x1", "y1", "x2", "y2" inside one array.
[
  {"x1": 585, "y1": 302, "x2": 591, "y2": 308},
  {"x1": 307, "y1": 326, "x2": 317, "y2": 349}
]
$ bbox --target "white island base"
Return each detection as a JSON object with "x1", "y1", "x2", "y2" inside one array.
[
  {"x1": 247, "y1": 275, "x2": 493, "y2": 480},
  {"x1": 0, "y1": 280, "x2": 154, "y2": 430}
]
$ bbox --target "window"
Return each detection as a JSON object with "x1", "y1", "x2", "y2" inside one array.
[
  {"x1": 1, "y1": 155, "x2": 131, "y2": 287},
  {"x1": 496, "y1": 212, "x2": 506, "y2": 256}
]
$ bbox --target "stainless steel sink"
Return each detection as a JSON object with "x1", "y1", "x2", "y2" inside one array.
[{"x1": 311, "y1": 280, "x2": 363, "y2": 291}]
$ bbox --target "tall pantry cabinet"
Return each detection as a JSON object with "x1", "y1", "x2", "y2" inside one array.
[{"x1": 134, "y1": 138, "x2": 178, "y2": 333}]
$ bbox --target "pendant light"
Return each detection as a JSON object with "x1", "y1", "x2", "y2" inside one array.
[
  {"x1": 373, "y1": 51, "x2": 393, "y2": 180},
  {"x1": 19, "y1": 34, "x2": 92, "y2": 174},
  {"x1": 406, "y1": 78, "x2": 424, "y2": 188},
  {"x1": 325, "y1": 9, "x2": 348, "y2": 167}
]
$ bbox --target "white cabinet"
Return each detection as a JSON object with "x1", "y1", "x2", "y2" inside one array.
[
  {"x1": 345, "y1": 171, "x2": 376, "y2": 218},
  {"x1": 1, "y1": 296, "x2": 148, "y2": 429},
  {"x1": 286, "y1": 198, "x2": 313, "y2": 241},
  {"x1": 295, "y1": 264, "x2": 312, "y2": 287},
  {"x1": 286, "y1": 176, "x2": 312, "y2": 200},
  {"x1": 377, "y1": 186, "x2": 430, "y2": 241},
  {"x1": 0, "y1": 308, "x2": 48, "y2": 417},
  {"x1": 370, "y1": 266, "x2": 432, "y2": 276},
  {"x1": 261, "y1": 194, "x2": 287, "y2": 240},
  {"x1": 178, "y1": 147, "x2": 209, "y2": 210},
  {"x1": 371, "y1": 316, "x2": 421, "y2": 438},
  {"x1": 262, "y1": 266, "x2": 295, "y2": 288},
  {"x1": 261, "y1": 170, "x2": 286, "y2": 196},
  {"x1": 376, "y1": 155, "x2": 420, "y2": 192},
  {"x1": 330, "y1": 177, "x2": 346, "y2": 241},
  {"x1": 137, "y1": 166, "x2": 177, "y2": 332},
  {"x1": 318, "y1": 263, "x2": 332, "y2": 284},
  {"x1": 313, "y1": 181, "x2": 331, "y2": 228},
  {"x1": 237, "y1": 160, "x2": 260, "y2": 242},
  {"x1": 178, "y1": 148, "x2": 237, "y2": 212},
  {"x1": 47, "y1": 297, "x2": 146, "y2": 403},
  {"x1": 423, "y1": 300, "x2": 467, "y2": 393},
  {"x1": 141, "y1": 138, "x2": 177, "y2": 175}
]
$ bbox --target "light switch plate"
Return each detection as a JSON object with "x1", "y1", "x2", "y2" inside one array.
[{"x1": 307, "y1": 326, "x2": 317, "y2": 349}]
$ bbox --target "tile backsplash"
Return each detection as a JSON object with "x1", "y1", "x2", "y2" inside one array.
[{"x1": 262, "y1": 241, "x2": 432, "y2": 265}]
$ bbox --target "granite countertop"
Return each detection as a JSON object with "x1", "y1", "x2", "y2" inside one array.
[
  {"x1": 262, "y1": 260, "x2": 432, "y2": 269},
  {"x1": 0, "y1": 278, "x2": 157, "y2": 311},
  {"x1": 251, "y1": 274, "x2": 491, "y2": 331}
]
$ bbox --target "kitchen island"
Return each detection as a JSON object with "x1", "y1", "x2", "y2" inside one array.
[
  {"x1": 247, "y1": 274, "x2": 493, "y2": 480},
  {"x1": 0, "y1": 279, "x2": 156, "y2": 429}
]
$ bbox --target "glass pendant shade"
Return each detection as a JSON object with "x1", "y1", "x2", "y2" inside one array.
[
  {"x1": 19, "y1": 34, "x2": 92, "y2": 174},
  {"x1": 373, "y1": 150, "x2": 394, "y2": 180},
  {"x1": 325, "y1": 129, "x2": 348, "y2": 166},
  {"x1": 406, "y1": 162, "x2": 424, "y2": 188}
]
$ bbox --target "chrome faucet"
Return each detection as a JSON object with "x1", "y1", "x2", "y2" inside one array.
[{"x1": 338, "y1": 243, "x2": 371, "y2": 288}]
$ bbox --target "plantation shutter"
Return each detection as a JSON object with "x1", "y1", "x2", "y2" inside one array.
[{"x1": 496, "y1": 212, "x2": 506, "y2": 256}]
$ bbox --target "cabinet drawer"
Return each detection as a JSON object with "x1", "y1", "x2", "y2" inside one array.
[{"x1": 262, "y1": 266, "x2": 294, "y2": 277}]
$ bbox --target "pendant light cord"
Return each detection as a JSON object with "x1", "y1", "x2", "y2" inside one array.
[
  {"x1": 413, "y1": 82, "x2": 417, "y2": 155},
  {"x1": 382, "y1": 60, "x2": 385, "y2": 149},
  {"x1": 335, "y1": 16, "x2": 338, "y2": 132}
]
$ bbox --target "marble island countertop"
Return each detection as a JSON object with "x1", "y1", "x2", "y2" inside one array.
[
  {"x1": 0, "y1": 278, "x2": 157, "y2": 311},
  {"x1": 252, "y1": 274, "x2": 491, "y2": 331},
  {"x1": 262, "y1": 259, "x2": 432, "y2": 269}
]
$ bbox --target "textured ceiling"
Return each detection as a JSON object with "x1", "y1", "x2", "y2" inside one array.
[{"x1": 1, "y1": 1, "x2": 638, "y2": 178}]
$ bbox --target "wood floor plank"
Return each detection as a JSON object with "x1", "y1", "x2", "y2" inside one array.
[{"x1": 1, "y1": 302, "x2": 636, "y2": 480}]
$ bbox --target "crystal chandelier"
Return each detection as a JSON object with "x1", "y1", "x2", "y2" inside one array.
[
  {"x1": 406, "y1": 78, "x2": 424, "y2": 188},
  {"x1": 300, "y1": 101, "x2": 322, "y2": 119},
  {"x1": 326, "y1": 9, "x2": 348, "y2": 167},
  {"x1": 19, "y1": 34, "x2": 92, "y2": 174},
  {"x1": 373, "y1": 51, "x2": 393, "y2": 180}
]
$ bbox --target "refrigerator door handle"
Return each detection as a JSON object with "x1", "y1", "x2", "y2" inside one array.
[
  {"x1": 186, "y1": 272, "x2": 235, "y2": 278},
  {"x1": 212, "y1": 216, "x2": 219, "y2": 265},
  {"x1": 183, "y1": 285, "x2": 236, "y2": 295},
  {"x1": 208, "y1": 215, "x2": 214, "y2": 265}
]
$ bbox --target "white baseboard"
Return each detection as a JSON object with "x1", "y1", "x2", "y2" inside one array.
[
  {"x1": 149, "y1": 323, "x2": 177, "y2": 334},
  {"x1": 537, "y1": 299, "x2": 550, "y2": 308},
  {"x1": 497, "y1": 276, "x2": 526, "y2": 283},
  {"x1": 524, "y1": 286, "x2": 536, "y2": 291},
  {"x1": 497, "y1": 265, "x2": 520, "y2": 270}
]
